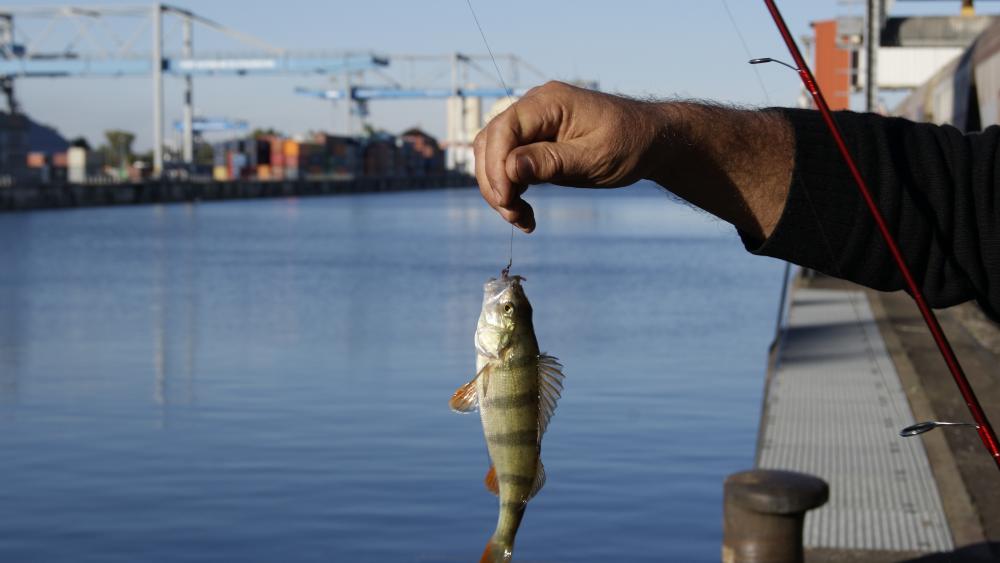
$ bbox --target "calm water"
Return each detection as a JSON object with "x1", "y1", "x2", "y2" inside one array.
[{"x1": 0, "y1": 182, "x2": 784, "y2": 562}]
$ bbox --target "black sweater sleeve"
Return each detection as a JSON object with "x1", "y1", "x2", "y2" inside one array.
[{"x1": 741, "y1": 108, "x2": 1000, "y2": 315}]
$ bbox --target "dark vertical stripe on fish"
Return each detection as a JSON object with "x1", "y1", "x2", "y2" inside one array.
[
  {"x1": 482, "y1": 391, "x2": 537, "y2": 410},
  {"x1": 485, "y1": 430, "x2": 538, "y2": 446}
]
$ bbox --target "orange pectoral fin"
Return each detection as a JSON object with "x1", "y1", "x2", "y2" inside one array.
[
  {"x1": 484, "y1": 465, "x2": 499, "y2": 496},
  {"x1": 449, "y1": 365, "x2": 490, "y2": 413},
  {"x1": 449, "y1": 380, "x2": 478, "y2": 413}
]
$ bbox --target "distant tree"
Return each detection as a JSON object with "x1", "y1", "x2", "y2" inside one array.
[
  {"x1": 194, "y1": 142, "x2": 214, "y2": 166},
  {"x1": 251, "y1": 127, "x2": 281, "y2": 138},
  {"x1": 69, "y1": 136, "x2": 91, "y2": 151},
  {"x1": 133, "y1": 150, "x2": 153, "y2": 168},
  {"x1": 361, "y1": 123, "x2": 390, "y2": 139},
  {"x1": 99, "y1": 129, "x2": 135, "y2": 168}
]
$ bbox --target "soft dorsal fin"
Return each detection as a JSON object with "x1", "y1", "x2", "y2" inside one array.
[
  {"x1": 527, "y1": 461, "x2": 546, "y2": 501},
  {"x1": 537, "y1": 353, "x2": 565, "y2": 436},
  {"x1": 449, "y1": 365, "x2": 490, "y2": 414}
]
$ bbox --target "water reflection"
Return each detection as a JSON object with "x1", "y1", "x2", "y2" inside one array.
[
  {"x1": 0, "y1": 214, "x2": 28, "y2": 406},
  {"x1": 151, "y1": 204, "x2": 199, "y2": 422}
]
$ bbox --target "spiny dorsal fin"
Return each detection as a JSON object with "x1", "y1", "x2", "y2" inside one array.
[
  {"x1": 449, "y1": 365, "x2": 489, "y2": 414},
  {"x1": 484, "y1": 465, "x2": 499, "y2": 496},
  {"x1": 537, "y1": 353, "x2": 565, "y2": 436}
]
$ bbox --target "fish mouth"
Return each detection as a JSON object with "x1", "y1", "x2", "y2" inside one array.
[
  {"x1": 481, "y1": 271, "x2": 526, "y2": 327},
  {"x1": 484, "y1": 271, "x2": 524, "y2": 294}
]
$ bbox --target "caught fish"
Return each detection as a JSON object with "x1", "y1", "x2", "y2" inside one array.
[{"x1": 450, "y1": 271, "x2": 565, "y2": 563}]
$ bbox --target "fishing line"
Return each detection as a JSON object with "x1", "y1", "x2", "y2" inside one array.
[
  {"x1": 721, "y1": 0, "x2": 772, "y2": 105},
  {"x1": 720, "y1": 0, "x2": 909, "y2": 428},
  {"x1": 720, "y1": 0, "x2": 794, "y2": 345},
  {"x1": 464, "y1": 0, "x2": 517, "y2": 275},
  {"x1": 465, "y1": 0, "x2": 515, "y2": 105}
]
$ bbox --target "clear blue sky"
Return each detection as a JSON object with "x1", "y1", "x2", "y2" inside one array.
[{"x1": 11, "y1": 0, "x2": 994, "y2": 150}]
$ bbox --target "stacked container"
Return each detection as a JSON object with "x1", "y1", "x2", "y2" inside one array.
[
  {"x1": 362, "y1": 136, "x2": 398, "y2": 178},
  {"x1": 283, "y1": 140, "x2": 300, "y2": 180}
]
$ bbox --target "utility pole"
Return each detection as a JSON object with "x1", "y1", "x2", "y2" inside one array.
[
  {"x1": 152, "y1": 3, "x2": 164, "y2": 176},
  {"x1": 448, "y1": 52, "x2": 469, "y2": 172},
  {"x1": 345, "y1": 70, "x2": 353, "y2": 136},
  {"x1": 0, "y1": 14, "x2": 17, "y2": 114},
  {"x1": 182, "y1": 13, "x2": 194, "y2": 169},
  {"x1": 866, "y1": 0, "x2": 881, "y2": 113}
]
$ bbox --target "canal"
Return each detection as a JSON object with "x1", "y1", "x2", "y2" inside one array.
[{"x1": 0, "y1": 182, "x2": 785, "y2": 562}]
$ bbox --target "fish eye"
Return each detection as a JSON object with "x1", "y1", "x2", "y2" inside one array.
[{"x1": 503, "y1": 302, "x2": 514, "y2": 314}]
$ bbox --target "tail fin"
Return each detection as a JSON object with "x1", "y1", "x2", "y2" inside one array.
[{"x1": 480, "y1": 537, "x2": 513, "y2": 563}]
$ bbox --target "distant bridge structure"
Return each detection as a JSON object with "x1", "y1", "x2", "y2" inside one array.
[
  {"x1": 0, "y1": 3, "x2": 387, "y2": 174},
  {"x1": 0, "y1": 3, "x2": 576, "y2": 176}
]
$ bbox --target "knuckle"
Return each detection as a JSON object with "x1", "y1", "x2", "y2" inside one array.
[
  {"x1": 541, "y1": 145, "x2": 564, "y2": 175},
  {"x1": 542, "y1": 80, "x2": 566, "y2": 91},
  {"x1": 527, "y1": 80, "x2": 568, "y2": 98}
]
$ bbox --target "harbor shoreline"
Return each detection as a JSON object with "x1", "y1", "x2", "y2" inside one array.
[{"x1": 0, "y1": 173, "x2": 475, "y2": 212}]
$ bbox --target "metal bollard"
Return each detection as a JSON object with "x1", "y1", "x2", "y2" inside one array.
[{"x1": 722, "y1": 469, "x2": 829, "y2": 563}]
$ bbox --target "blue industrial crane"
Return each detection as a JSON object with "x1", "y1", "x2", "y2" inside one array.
[
  {"x1": 0, "y1": 3, "x2": 388, "y2": 174},
  {"x1": 0, "y1": 5, "x2": 571, "y2": 177},
  {"x1": 171, "y1": 117, "x2": 248, "y2": 133},
  {"x1": 294, "y1": 86, "x2": 529, "y2": 101}
]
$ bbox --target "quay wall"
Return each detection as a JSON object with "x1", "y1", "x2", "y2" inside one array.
[{"x1": 0, "y1": 173, "x2": 475, "y2": 212}]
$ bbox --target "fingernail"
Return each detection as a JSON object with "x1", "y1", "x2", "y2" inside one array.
[
  {"x1": 523, "y1": 207, "x2": 535, "y2": 233},
  {"x1": 515, "y1": 155, "x2": 535, "y2": 181}
]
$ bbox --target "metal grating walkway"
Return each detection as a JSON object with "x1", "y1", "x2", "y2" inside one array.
[{"x1": 756, "y1": 288, "x2": 953, "y2": 552}]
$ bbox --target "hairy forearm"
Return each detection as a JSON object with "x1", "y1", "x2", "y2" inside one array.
[{"x1": 642, "y1": 102, "x2": 794, "y2": 241}]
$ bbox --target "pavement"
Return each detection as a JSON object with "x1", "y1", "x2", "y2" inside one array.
[{"x1": 768, "y1": 273, "x2": 1000, "y2": 562}]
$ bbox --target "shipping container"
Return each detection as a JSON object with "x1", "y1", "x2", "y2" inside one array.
[
  {"x1": 255, "y1": 139, "x2": 271, "y2": 167},
  {"x1": 362, "y1": 136, "x2": 398, "y2": 177},
  {"x1": 213, "y1": 143, "x2": 227, "y2": 168},
  {"x1": 228, "y1": 150, "x2": 249, "y2": 180},
  {"x1": 268, "y1": 137, "x2": 285, "y2": 172},
  {"x1": 400, "y1": 128, "x2": 445, "y2": 176},
  {"x1": 299, "y1": 142, "x2": 325, "y2": 175},
  {"x1": 321, "y1": 134, "x2": 361, "y2": 176}
]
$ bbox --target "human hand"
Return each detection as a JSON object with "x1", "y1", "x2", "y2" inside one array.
[{"x1": 473, "y1": 81, "x2": 664, "y2": 233}]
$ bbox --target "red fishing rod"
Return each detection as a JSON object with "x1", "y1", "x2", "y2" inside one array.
[{"x1": 761, "y1": 0, "x2": 1000, "y2": 470}]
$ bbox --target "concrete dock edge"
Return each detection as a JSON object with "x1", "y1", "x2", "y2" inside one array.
[{"x1": 757, "y1": 272, "x2": 1000, "y2": 562}]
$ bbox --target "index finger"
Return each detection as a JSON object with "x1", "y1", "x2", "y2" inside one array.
[{"x1": 483, "y1": 94, "x2": 558, "y2": 209}]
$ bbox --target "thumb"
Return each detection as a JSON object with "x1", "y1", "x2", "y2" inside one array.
[{"x1": 506, "y1": 142, "x2": 586, "y2": 186}]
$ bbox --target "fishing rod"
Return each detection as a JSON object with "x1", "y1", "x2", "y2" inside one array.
[{"x1": 760, "y1": 0, "x2": 1000, "y2": 471}]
